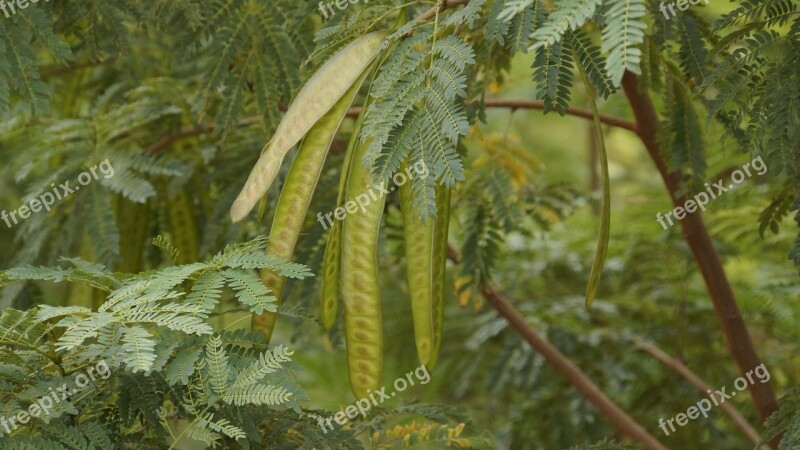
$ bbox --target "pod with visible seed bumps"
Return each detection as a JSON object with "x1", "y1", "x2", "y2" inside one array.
[
  {"x1": 340, "y1": 141, "x2": 385, "y2": 399},
  {"x1": 399, "y1": 172, "x2": 435, "y2": 366},
  {"x1": 252, "y1": 71, "x2": 370, "y2": 342},
  {"x1": 320, "y1": 102, "x2": 370, "y2": 330},
  {"x1": 399, "y1": 175, "x2": 451, "y2": 369}
]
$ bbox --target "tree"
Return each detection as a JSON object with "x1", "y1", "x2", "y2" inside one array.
[{"x1": 0, "y1": 0, "x2": 797, "y2": 448}]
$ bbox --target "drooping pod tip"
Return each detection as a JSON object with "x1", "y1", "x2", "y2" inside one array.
[{"x1": 230, "y1": 199, "x2": 251, "y2": 224}]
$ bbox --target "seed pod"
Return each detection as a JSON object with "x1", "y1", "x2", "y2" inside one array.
[
  {"x1": 117, "y1": 198, "x2": 150, "y2": 274},
  {"x1": 251, "y1": 71, "x2": 370, "y2": 342},
  {"x1": 320, "y1": 220, "x2": 342, "y2": 330},
  {"x1": 399, "y1": 176, "x2": 451, "y2": 369},
  {"x1": 320, "y1": 103, "x2": 369, "y2": 330},
  {"x1": 168, "y1": 188, "x2": 199, "y2": 265},
  {"x1": 578, "y1": 65, "x2": 611, "y2": 308},
  {"x1": 230, "y1": 31, "x2": 388, "y2": 223},
  {"x1": 428, "y1": 184, "x2": 451, "y2": 369},
  {"x1": 399, "y1": 173, "x2": 435, "y2": 366},
  {"x1": 341, "y1": 141, "x2": 385, "y2": 399}
]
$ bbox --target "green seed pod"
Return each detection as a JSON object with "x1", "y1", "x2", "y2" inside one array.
[
  {"x1": 251, "y1": 71, "x2": 370, "y2": 342},
  {"x1": 341, "y1": 141, "x2": 385, "y2": 399},
  {"x1": 399, "y1": 176, "x2": 451, "y2": 369},
  {"x1": 117, "y1": 198, "x2": 150, "y2": 274},
  {"x1": 399, "y1": 172, "x2": 435, "y2": 366},
  {"x1": 320, "y1": 220, "x2": 342, "y2": 330},
  {"x1": 168, "y1": 189, "x2": 198, "y2": 265},
  {"x1": 428, "y1": 184, "x2": 451, "y2": 369},
  {"x1": 320, "y1": 102, "x2": 370, "y2": 330},
  {"x1": 231, "y1": 31, "x2": 388, "y2": 223}
]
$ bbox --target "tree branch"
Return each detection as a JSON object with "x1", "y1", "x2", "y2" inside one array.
[
  {"x1": 144, "y1": 117, "x2": 261, "y2": 156},
  {"x1": 145, "y1": 125, "x2": 213, "y2": 156},
  {"x1": 347, "y1": 101, "x2": 638, "y2": 132},
  {"x1": 40, "y1": 59, "x2": 116, "y2": 81},
  {"x1": 145, "y1": 99, "x2": 636, "y2": 156},
  {"x1": 621, "y1": 71, "x2": 780, "y2": 434},
  {"x1": 635, "y1": 339, "x2": 770, "y2": 449},
  {"x1": 481, "y1": 100, "x2": 638, "y2": 133},
  {"x1": 446, "y1": 248, "x2": 668, "y2": 450},
  {"x1": 415, "y1": 0, "x2": 470, "y2": 22}
]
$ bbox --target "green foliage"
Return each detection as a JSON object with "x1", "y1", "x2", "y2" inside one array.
[
  {"x1": 702, "y1": 0, "x2": 800, "y2": 267},
  {"x1": 530, "y1": 0, "x2": 603, "y2": 50},
  {"x1": 762, "y1": 387, "x2": 800, "y2": 449},
  {"x1": 661, "y1": 70, "x2": 706, "y2": 188},
  {"x1": 0, "y1": 0, "x2": 798, "y2": 448},
  {"x1": 362, "y1": 28, "x2": 474, "y2": 219},
  {"x1": 505, "y1": 0, "x2": 541, "y2": 55},
  {"x1": 532, "y1": 41, "x2": 575, "y2": 115},
  {"x1": 0, "y1": 237, "x2": 365, "y2": 448},
  {"x1": 182, "y1": 0, "x2": 313, "y2": 137},
  {"x1": 567, "y1": 439, "x2": 644, "y2": 449},
  {"x1": 568, "y1": 30, "x2": 616, "y2": 99},
  {"x1": 455, "y1": 140, "x2": 583, "y2": 297},
  {"x1": 601, "y1": 0, "x2": 647, "y2": 85},
  {"x1": 0, "y1": 2, "x2": 71, "y2": 115}
]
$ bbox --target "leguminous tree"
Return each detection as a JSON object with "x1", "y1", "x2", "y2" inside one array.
[{"x1": 0, "y1": 0, "x2": 797, "y2": 448}]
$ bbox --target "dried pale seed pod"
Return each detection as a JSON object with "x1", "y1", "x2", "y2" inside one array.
[{"x1": 230, "y1": 31, "x2": 388, "y2": 223}]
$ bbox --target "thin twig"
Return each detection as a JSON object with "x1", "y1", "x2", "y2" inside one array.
[
  {"x1": 146, "y1": 99, "x2": 636, "y2": 156},
  {"x1": 415, "y1": 0, "x2": 470, "y2": 22},
  {"x1": 481, "y1": 99, "x2": 638, "y2": 132},
  {"x1": 446, "y1": 246, "x2": 668, "y2": 450},
  {"x1": 40, "y1": 59, "x2": 116, "y2": 80},
  {"x1": 635, "y1": 338, "x2": 770, "y2": 449}
]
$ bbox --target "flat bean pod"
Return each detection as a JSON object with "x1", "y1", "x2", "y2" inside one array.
[
  {"x1": 230, "y1": 31, "x2": 388, "y2": 222},
  {"x1": 320, "y1": 102, "x2": 369, "y2": 330},
  {"x1": 340, "y1": 140, "x2": 385, "y2": 399},
  {"x1": 168, "y1": 188, "x2": 198, "y2": 265},
  {"x1": 252, "y1": 71, "x2": 370, "y2": 341},
  {"x1": 429, "y1": 184, "x2": 451, "y2": 369},
  {"x1": 399, "y1": 174, "x2": 435, "y2": 366}
]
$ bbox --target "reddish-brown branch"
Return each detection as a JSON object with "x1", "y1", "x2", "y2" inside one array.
[
  {"x1": 144, "y1": 117, "x2": 261, "y2": 156},
  {"x1": 447, "y1": 249, "x2": 667, "y2": 449},
  {"x1": 621, "y1": 72, "x2": 779, "y2": 431},
  {"x1": 40, "y1": 59, "x2": 116, "y2": 81},
  {"x1": 635, "y1": 339, "x2": 769, "y2": 448},
  {"x1": 347, "y1": 101, "x2": 638, "y2": 132},
  {"x1": 415, "y1": 0, "x2": 470, "y2": 21},
  {"x1": 146, "y1": 100, "x2": 635, "y2": 156},
  {"x1": 145, "y1": 125, "x2": 213, "y2": 156},
  {"x1": 481, "y1": 100, "x2": 638, "y2": 132}
]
